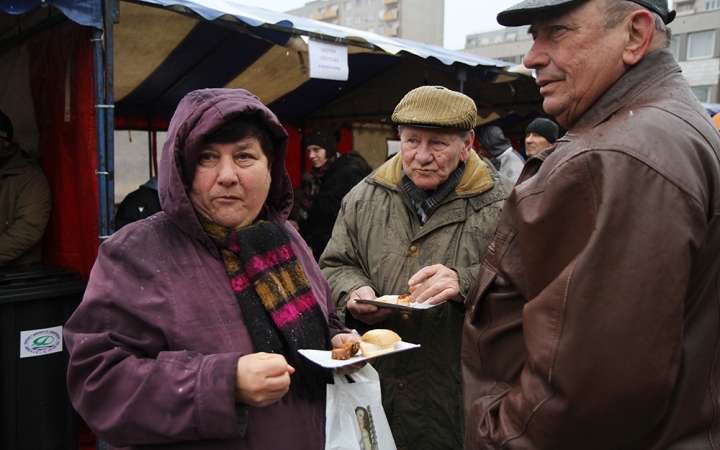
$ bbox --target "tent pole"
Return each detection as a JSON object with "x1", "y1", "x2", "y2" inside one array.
[
  {"x1": 93, "y1": 27, "x2": 108, "y2": 240},
  {"x1": 105, "y1": 0, "x2": 116, "y2": 237},
  {"x1": 95, "y1": 0, "x2": 117, "y2": 241}
]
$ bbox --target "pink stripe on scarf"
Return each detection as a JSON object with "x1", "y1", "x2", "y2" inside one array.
[
  {"x1": 244, "y1": 243, "x2": 295, "y2": 278},
  {"x1": 272, "y1": 291, "x2": 319, "y2": 328},
  {"x1": 231, "y1": 275, "x2": 252, "y2": 292}
]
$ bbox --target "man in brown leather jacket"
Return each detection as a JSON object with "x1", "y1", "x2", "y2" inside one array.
[{"x1": 461, "y1": 0, "x2": 720, "y2": 448}]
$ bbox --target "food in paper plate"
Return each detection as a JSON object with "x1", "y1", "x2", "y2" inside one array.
[
  {"x1": 359, "y1": 329, "x2": 402, "y2": 358},
  {"x1": 374, "y1": 293, "x2": 411, "y2": 306},
  {"x1": 331, "y1": 340, "x2": 361, "y2": 360}
]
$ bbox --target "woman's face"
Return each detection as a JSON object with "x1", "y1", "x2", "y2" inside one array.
[
  {"x1": 307, "y1": 145, "x2": 329, "y2": 168},
  {"x1": 356, "y1": 409, "x2": 365, "y2": 422},
  {"x1": 190, "y1": 136, "x2": 272, "y2": 229}
]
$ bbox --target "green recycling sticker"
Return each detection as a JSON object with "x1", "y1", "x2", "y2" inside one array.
[{"x1": 20, "y1": 326, "x2": 63, "y2": 358}]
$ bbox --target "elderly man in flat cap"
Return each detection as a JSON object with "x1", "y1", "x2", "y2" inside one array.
[
  {"x1": 462, "y1": 0, "x2": 720, "y2": 448},
  {"x1": 321, "y1": 86, "x2": 512, "y2": 449},
  {"x1": 524, "y1": 117, "x2": 559, "y2": 157}
]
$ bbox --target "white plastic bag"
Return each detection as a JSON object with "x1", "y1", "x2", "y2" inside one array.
[{"x1": 325, "y1": 364, "x2": 396, "y2": 450}]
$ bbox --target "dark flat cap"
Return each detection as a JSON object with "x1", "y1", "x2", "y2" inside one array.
[{"x1": 497, "y1": 0, "x2": 676, "y2": 27}]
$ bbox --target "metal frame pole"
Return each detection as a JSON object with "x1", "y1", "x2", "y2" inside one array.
[{"x1": 94, "y1": 0, "x2": 117, "y2": 241}]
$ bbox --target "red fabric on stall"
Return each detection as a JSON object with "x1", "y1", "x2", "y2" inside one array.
[
  {"x1": 28, "y1": 23, "x2": 99, "y2": 278},
  {"x1": 284, "y1": 125, "x2": 303, "y2": 188}
]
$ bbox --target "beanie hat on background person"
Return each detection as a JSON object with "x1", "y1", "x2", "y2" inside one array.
[
  {"x1": 476, "y1": 125, "x2": 511, "y2": 157},
  {"x1": 0, "y1": 110, "x2": 14, "y2": 142},
  {"x1": 392, "y1": 85, "x2": 477, "y2": 131},
  {"x1": 305, "y1": 128, "x2": 341, "y2": 156},
  {"x1": 525, "y1": 118, "x2": 559, "y2": 144}
]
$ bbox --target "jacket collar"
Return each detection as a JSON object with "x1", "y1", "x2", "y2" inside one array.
[{"x1": 372, "y1": 149, "x2": 494, "y2": 196}]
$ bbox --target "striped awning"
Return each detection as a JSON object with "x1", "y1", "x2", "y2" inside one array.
[{"x1": 114, "y1": 0, "x2": 543, "y2": 130}]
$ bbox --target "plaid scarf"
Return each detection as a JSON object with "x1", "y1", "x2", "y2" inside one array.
[
  {"x1": 402, "y1": 162, "x2": 466, "y2": 225},
  {"x1": 299, "y1": 154, "x2": 337, "y2": 221},
  {"x1": 200, "y1": 215, "x2": 332, "y2": 401}
]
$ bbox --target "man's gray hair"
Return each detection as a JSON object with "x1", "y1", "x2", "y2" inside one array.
[{"x1": 603, "y1": 0, "x2": 671, "y2": 47}]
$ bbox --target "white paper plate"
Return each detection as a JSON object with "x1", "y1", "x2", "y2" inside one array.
[
  {"x1": 299, "y1": 341, "x2": 421, "y2": 368},
  {"x1": 356, "y1": 296, "x2": 439, "y2": 310}
]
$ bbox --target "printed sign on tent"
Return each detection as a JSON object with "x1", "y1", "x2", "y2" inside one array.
[{"x1": 308, "y1": 39, "x2": 349, "y2": 81}]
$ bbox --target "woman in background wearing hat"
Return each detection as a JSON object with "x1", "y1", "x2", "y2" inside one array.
[{"x1": 297, "y1": 128, "x2": 369, "y2": 261}]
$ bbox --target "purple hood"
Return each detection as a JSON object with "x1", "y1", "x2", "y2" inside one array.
[{"x1": 158, "y1": 88, "x2": 293, "y2": 249}]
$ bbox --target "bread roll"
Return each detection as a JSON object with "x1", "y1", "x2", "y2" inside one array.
[{"x1": 360, "y1": 329, "x2": 401, "y2": 357}]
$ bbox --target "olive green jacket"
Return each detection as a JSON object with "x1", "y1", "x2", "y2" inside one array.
[
  {"x1": 0, "y1": 147, "x2": 51, "y2": 266},
  {"x1": 320, "y1": 150, "x2": 512, "y2": 450}
]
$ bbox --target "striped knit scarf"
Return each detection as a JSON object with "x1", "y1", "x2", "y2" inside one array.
[
  {"x1": 299, "y1": 154, "x2": 337, "y2": 221},
  {"x1": 200, "y1": 215, "x2": 332, "y2": 401},
  {"x1": 402, "y1": 161, "x2": 466, "y2": 224}
]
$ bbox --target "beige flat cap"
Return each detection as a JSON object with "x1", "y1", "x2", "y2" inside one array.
[{"x1": 392, "y1": 86, "x2": 477, "y2": 131}]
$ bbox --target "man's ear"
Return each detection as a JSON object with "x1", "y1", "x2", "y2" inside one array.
[
  {"x1": 623, "y1": 10, "x2": 656, "y2": 66},
  {"x1": 460, "y1": 130, "x2": 475, "y2": 162}
]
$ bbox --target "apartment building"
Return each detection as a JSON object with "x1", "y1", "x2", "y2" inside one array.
[
  {"x1": 285, "y1": 0, "x2": 444, "y2": 46},
  {"x1": 462, "y1": 2, "x2": 720, "y2": 103}
]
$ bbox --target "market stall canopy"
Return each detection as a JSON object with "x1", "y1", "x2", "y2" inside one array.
[
  {"x1": 114, "y1": 0, "x2": 543, "y2": 132},
  {"x1": 0, "y1": 0, "x2": 102, "y2": 27}
]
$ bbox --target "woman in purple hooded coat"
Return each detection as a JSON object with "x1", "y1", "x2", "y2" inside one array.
[{"x1": 64, "y1": 89, "x2": 363, "y2": 449}]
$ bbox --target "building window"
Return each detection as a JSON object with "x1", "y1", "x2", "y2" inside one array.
[
  {"x1": 687, "y1": 30, "x2": 715, "y2": 59},
  {"x1": 670, "y1": 35, "x2": 680, "y2": 60},
  {"x1": 676, "y1": 1, "x2": 694, "y2": 11},
  {"x1": 707, "y1": 0, "x2": 720, "y2": 10},
  {"x1": 367, "y1": 0, "x2": 374, "y2": 4},
  {"x1": 466, "y1": 38, "x2": 478, "y2": 48},
  {"x1": 356, "y1": 0, "x2": 362, "y2": 6},
  {"x1": 378, "y1": 24, "x2": 385, "y2": 33},
  {"x1": 366, "y1": 27, "x2": 374, "y2": 32},
  {"x1": 345, "y1": 1, "x2": 352, "y2": 10},
  {"x1": 343, "y1": 17, "x2": 352, "y2": 25},
  {"x1": 355, "y1": 14, "x2": 362, "y2": 23},
  {"x1": 481, "y1": 37, "x2": 490, "y2": 45},
  {"x1": 505, "y1": 32, "x2": 517, "y2": 42},
  {"x1": 493, "y1": 35, "x2": 503, "y2": 43},
  {"x1": 366, "y1": 12, "x2": 373, "y2": 21},
  {"x1": 691, "y1": 86, "x2": 711, "y2": 102}
]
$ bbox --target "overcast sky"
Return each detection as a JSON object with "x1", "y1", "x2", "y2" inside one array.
[{"x1": 234, "y1": 0, "x2": 522, "y2": 50}]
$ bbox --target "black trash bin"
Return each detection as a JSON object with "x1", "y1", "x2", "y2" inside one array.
[{"x1": 0, "y1": 265, "x2": 87, "y2": 450}]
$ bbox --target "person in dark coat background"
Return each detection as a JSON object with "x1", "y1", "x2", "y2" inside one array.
[
  {"x1": 114, "y1": 175, "x2": 161, "y2": 231},
  {"x1": 475, "y1": 125, "x2": 525, "y2": 182},
  {"x1": 297, "y1": 128, "x2": 368, "y2": 261},
  {"x1": 0, "y1": 109, "x2": 51, "y2": 266}
]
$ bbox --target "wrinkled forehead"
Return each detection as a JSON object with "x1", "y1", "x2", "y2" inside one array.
[{"x1": 399, "y1": 125, "x2": 465, "y2": 140}]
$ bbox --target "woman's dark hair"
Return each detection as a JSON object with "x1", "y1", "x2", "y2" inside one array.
[{"x1": 204, "y1": 114, "x2": 277, "y2": 163}]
